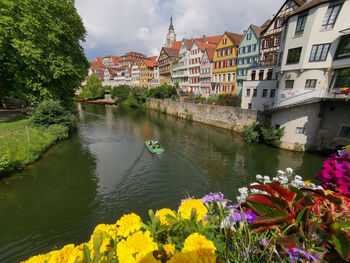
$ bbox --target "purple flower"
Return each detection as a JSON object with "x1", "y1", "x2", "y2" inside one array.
[
  {"x1": 287, "y1": 247, "x2": 321, "y2": 262},
  {"x1": 201, "y1": 192, "x2": 226, "y2": 203},
  {"x1": 243, "y1": 211, "x2": 259, "y2": 224},
  {"x1": 259, "y1": 238, "x2": 268, "y2": 247},
  {"x1": 333, "y1": 89, "x2": 342, "y2": 95}
]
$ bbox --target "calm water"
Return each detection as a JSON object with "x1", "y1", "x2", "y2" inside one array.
[{"x1": 0, "y1": 103, "x2": 326, "y2": 262}]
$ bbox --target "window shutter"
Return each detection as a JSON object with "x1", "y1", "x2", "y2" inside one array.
[
  {"x1": 262, "y1": 40, "x2": 265, "y2": 49},
  {"x1": 271, "y1": 37, "x2": 274, "y2": 47},
  {"x1": 274, "y1": 20, "x2": 278, "y2": 29}
]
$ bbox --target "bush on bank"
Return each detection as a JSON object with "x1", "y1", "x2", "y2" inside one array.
[
  {"x1": 243, "y1": 123, "x2": 285, "y2": 147},
  {"x1": 22, "y1": 147, "x2": 350, "y2": 263}
]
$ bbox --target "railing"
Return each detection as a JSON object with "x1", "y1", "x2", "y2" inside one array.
[{"x1": 273, "y1": 89, "x2": 328, "y2": 108}]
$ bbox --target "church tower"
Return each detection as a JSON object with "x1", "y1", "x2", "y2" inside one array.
[{"x1": 165, "y1": 17, "x2": 176, "y2": 48}]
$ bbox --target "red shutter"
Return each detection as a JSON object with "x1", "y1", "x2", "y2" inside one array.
[
  {"x1": 262, "y1": 40, "x2": 265, "y2": 49},
  {"x1": 271, "y1": 37, "x2": 274, "y2": 47}
]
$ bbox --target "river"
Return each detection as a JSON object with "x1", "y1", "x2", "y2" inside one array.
[{"x1": 0, "y1": 103, "x2": 326, "y2": 262}]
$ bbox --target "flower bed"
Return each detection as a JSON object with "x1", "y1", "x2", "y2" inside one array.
[{"x1": 22, "y1": 147, "x2": 350, "y2": 263}]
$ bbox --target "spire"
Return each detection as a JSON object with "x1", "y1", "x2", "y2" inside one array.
[{"x1": 169, "y1": 17, "x2": 174, "y2": 30}]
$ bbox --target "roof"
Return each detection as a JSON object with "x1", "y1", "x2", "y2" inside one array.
[
  {"x1": 195, "y1": 35, "x2": 223, "y2": 45},
  {"x1": 206, "y1": 47, "x2": 216, "y2": 62},
  {"x1": 171, "y1": 41, "x2": 182, "y2": 49},
  {"x1": 163, "y1": 47, "x2": 180, "y2": 57},
  {"x1": 96, "y1": 56, "x2": 103, "y2": 62},
  {"x1": 183, "y1": 38, "x2": 195, "y2": 50},
  {"x1": 251, "y1": 24, "x2": 263, "y2": 37},
  {"x1": 195, "y1": 41, "x2": 216, "y2": 51},
  {"x1": 107, "y1": 67, "x2": 115, "y2": 75},
  {"x1": 226, "y1": 32, "x2": 243, "y2": 46},
  {"x1": 90, "y1": 61, "x2": 105, "y2": 68},
  {"x1": 144, "y1": 60, "x2": 159, "y2": 68},
  {"x1": 123, "y1": 51, "x2": 147, "y2": 57},
  {"x1": 148, "y1": 56, "x2": 158, "y2": 61},
  {"x1": 291, "y1": 0, "x2": 329, "y2": 17},
  {"x1": 111, "y1": 56, "x2": 121, "y2": 65},
  {"x1": 260, "y1": 19, "x2": 272, "y2": 29}
]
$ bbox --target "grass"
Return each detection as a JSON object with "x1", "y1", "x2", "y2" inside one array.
[{"x1": 0, "y1": 116, "x2": 66, "y2": 175}]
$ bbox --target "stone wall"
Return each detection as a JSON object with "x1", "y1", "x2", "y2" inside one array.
[{"x1": 148, "y1": 98, "x2": 264, "y2": 132}]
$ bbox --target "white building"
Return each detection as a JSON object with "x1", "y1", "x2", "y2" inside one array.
[
  {"x1": 150, "y1": 65, "x2": 160, "y2": 88},
  {"x1": 131, "y1": 62, "x2": 141, "y2": 87},
  {"x1": 172, "y1": 39, "x2": 193, "y2": 90}
]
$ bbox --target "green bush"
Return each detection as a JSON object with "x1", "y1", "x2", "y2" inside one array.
[
  {"x1": 0, "y1": 152, "x2": 19, "y2": 175},
  {"x1": 28, "y1": 99, "x2": 77, "y2": 132},
  {"x1": 47, "y1": 124, "x2": 69, "y2": 141},
  {"x1": 148, "y1": 84, "x2": 175, "y2": 99},
  {"x1": 111, "y1": 85, "x2": 130, "y2": 103},
  {"x1": 260, "y1": 126, "x2": 285, "y2": 147},
  {"x1": 217, "y1": 94, "x2": 241, "y2": 107},
  {"x1": 195, "y1": 97, "x2": 206, "y2": 101},
  {"x1": 122, "y1": 95, "x2": 140, "y2": 107},
  {"x1": 243, "y1": 124, "x2": 260, "y2": 143}
]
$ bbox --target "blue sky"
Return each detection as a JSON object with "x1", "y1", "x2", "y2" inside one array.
[{"x1": 75, "y1": 0, "x2": 285, "y2": 61}]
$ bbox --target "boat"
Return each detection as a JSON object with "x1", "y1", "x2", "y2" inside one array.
[{"x1": 145, "y1": 140, "x2": 164, "y2": 154}]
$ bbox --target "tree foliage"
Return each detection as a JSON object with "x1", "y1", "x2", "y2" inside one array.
[
  {"x1": 111, "y1": 85, "x2": 130, "y2": 103},
  {"x1": 0, "y1": 0, "x2": 89, "y2": 104},
  {"x1": 79, "y1": 73, "x2": 103, "y2": 99},
  {"x1": 130, "y1": 86, "x2": 148, "y2": 104},
  {"x1": 148, "y1": 84, "x2": 175, "y2": 99}
]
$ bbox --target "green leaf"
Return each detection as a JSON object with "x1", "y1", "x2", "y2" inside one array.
[
  {"x1": 83, "y1": 244, "x2": 91, "y2": 263},
  {"x1": 331, "y1": 222, "x2": 350, "y2": 261},
  {"x1": 254, "y1": 212, "x2": 295, "y2": 225},
  {"x1": 247, "y1": 200, "x2": 278, "y2": 215}
]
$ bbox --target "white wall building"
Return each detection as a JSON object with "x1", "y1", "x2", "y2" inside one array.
[{"x1": 172, "y1": 39, "x2": 193, "y2": 90}]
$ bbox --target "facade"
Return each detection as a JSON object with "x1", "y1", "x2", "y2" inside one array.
[
  {"x1": 199, "y1": 47, "x2": 215, "y2": 96},
  {"x1": 158, "y1": 46, "x2": 180, "y2": 84},
  {"x1": 139, "y1": 60, "x2": 159, "y2": 88},
  {"x1": 241, "y1": 67, "x2": 277, "y2": 111},
  {"x1": 188, "y1": 41, "x2": 216, "y2": 94},
  {"x1": 172, "y1": 39, "x2": 194, "y2": 90},
  {"x1": 131, "y1": 61, "x2": 141, "y2": 87},
  {"x1": 149, "y1": 65, "x2": 160, "y2": 88},
  {"x1": 237, "y1": 25, "x2": 263, "y2": 93},
  {"x1": 102, "y1": 55, "x2": 121, "y2": 67},
  {"x1": 88, "y1": 60, "x2": 106, "y2": 80},
  {"x1": 259, "y1": 0, "x2": 305, "y2": 66},
  {"x1": 119, "y1": 52, "x2": 148, "y2": 66},
  {"x1": 212, "y1": 32, "x2": 242, "y2": 95},
  {"x1": 114, "y1": 65, "x2": 132, "y2": 86},
  {"x1": 165, "y1": 17, "x2": 176, "y2": 48}
]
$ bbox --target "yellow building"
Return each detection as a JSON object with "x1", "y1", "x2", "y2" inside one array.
[
  {"x1": 139, "y1": 60, "x2": 159, "y2": 88},
  {"x1": 212, "y1": 32, "x2": 242, "y2": 95}
]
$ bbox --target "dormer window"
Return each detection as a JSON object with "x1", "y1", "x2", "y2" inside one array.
[
  {"x1": 247, "y1": 32, "x2": 252, "y2": 40},
  {"x1": 223, "y1": 38, "x2": 227, "y2": 44},
  {"x1": 277, "y1": 18, "x2": 284, "y2": 28}
]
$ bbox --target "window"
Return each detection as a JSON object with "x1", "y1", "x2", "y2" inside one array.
[
  {"x1": 335, "y1": 35, "x2": 350, "y2": 59},
  {"x1": 286, "y1": 47, "x2": 302, "y2": 64},
  {"x1": 265, "y1": 39, "x2": 270, "y2": 48},
  {"x1": 321, "y1": 3, "x2": 342, "y2": 30},
  {"x1": 341, "y1": 126, "x2": 350, "y2": 138},
  {"x1": 223, "y1": 38, "x2": 227, "y2": 44},
  {"x1": 248, "y1": 103, "x2": 252, "y2": 109},
  {"x1": 295, "y1": 12, "x2": 308, "y2": 36},
  {"x1": 253, "y1": 89, "x2": 257, "y2": 97},
  {"x1": 305, "y1": 79, "x2": 317, "y2": 89},
  {"x1": 251, "y1": 70, "x2": 256, "y2": 80},
  {"x1": 247, "y1": 32, "x2": 252, "y2": 40},
  {"x1": 223, "y1": 74, "x2": 226, "y2": 82},
  {"x1": 287, "y1": 1, "x2": 292, "y2": 8},
  {"x1": 267, "y1": 69, "x2": 273, "y2": 80},
  {"x1": 247, "y1": 45, "x2": 251, "y2": 53},
  {"x1": 227, "y1": 74, "x2": 231, "y2": 82},
  {"x1": 285, "y1": 80, "x2": 294, "y2": 89},
  {"x1": 296, "y1": 127, "x2": 305, "y2": 134},
  {"x1": 243, "y1": 47, "x2": 246, "y2": 53},
  {"x1": 246, "y1": 89, "x2": 251, "y2": 96},
  {"x1": 259, "y1": 70, "x2": 264, "y2": 80},
  {"x1": 333, "y1": 68, "x2": 350, "y2": 89},
  {"x1": 275, "y1": 37, "x2": 280, "y2": 46},
  {"x1": 262, "y1": 89, "x2": 268, "y2": 97},
  {"x1": 252, "y1": 44, "x2": 256, "y2": 51},
  {"x1": 270, "y1": 89, "x2": 276, "y2": 97},
  {"x1": 309, "y1": 44, "x2": 330, "y2": 61},
  {"x1": 277, "y1": 18, "x2": 284, "y2": 28}
]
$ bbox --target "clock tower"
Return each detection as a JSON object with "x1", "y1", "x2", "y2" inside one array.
[{"x1": 165, "y1": 17, "x2": 176, "y2": 48}]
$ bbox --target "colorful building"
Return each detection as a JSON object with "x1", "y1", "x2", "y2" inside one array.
[
  {"x1": 158, "y1": 46, "x2": 180, "y2": 85},
  {"x1": 139, "y1": 60, "x2": 159, "y2": 88},
  {"x1": 199, "y1": 47, "x2": 215, "y2": 96},
  {"x1": 237, "y1": 24, "x2": 264, "y2": 94},
  {"x1": 212, "y1": 32, "x2": 242, "y2": 95},
  {"x1": 131, "y1": 61, "x2": 141, "y2": 87}
]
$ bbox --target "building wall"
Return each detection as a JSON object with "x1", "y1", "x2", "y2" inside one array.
[
  {"x1": 172, "y1": 41, "x2": 190, "y2": 89},
  {"x1": 237, "y1": 25, "x2": 260, "y2": 91},
  {"x1": 242, "y1": 80, "x2": 277, "y2": 111},
  {"x1": 188, "y1": 43, "x2": 204, "y2": 93},
  {"x1": 270, "y1": 103, "x2": 322, "y2": 151},
  {"x1": 200, "y1": 51, "x2": 213, "y2": 96},
  {"x1": 148, "y1": 98, "x2": 265, "y2": 132}
]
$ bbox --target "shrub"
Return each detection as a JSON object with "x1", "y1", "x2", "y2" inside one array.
[
  {"x1": 122, "y1": 95, "x2": 140, "y2": 107},
  {"x1": 243, "y1": 123, "x2": 261, "y2": 143},
  {"x1": 28, "y1": 99, "x2": 77, "y2": 132},
  {"x1": 47, "y1": 124, "x2": 69, "y2": 141},
  {"x1": 217, "y1": 94, "x2": 241, "y2": 107},
  {"x1": 260, "y1": 126, "x2": 285, "y2": 147},
  {"x1": 0, "y1": 152, "x2": 19, "y2": 175},
  {"x1": 111, "y1": 85, "x2": 130, "y2": 103}
]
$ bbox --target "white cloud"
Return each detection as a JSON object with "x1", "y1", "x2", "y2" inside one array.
[{"x1": 75, "y1": 0, "x2": 285, "y2": 61}]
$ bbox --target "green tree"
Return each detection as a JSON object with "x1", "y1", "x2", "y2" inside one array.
[
  {"x1": 130, "y1": 86, "x2": 148, "y2": 104},
  {"x1": 111, "y1": 85, "x2": 130, "y2": 103},
  {"x1": 0, "y1": 0, "x2": 89, "y2": 104},
  {"x1": 80, "y1": 73, "x2": 103, "y2": 98}
]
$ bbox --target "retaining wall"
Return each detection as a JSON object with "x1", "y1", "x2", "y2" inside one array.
[{"x1": 148, "y1": 99, "x2": 265, "y2": 132}]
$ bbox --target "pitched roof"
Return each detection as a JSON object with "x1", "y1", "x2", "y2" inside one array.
[
  {"x1": 90, "y1": 61, "x2": 105, "y2": 68},
  {"x1": 111, "y1": 56, "x2": 121, "y2": 65},
  {"x1": 144, "y1": 60, "x2": 159, "y2": 68},
  {"x1": 195, "y1": 41, "x2": 216, "y2": 51},
  {"x1": 107, "y1": 67, "x2": 115, "y2": 75},
  {"x1": 291, "y1": 0, "x2": 329, "y2": 16},
  {"x1": 171, "y1": 41, "x2": 182, "y2": 49},
  {"x1": 183, "y1": 38, "x2": 195, "y2": 50},
  {"x1": 226, "y1": 32, "x2": 243, "y2": 46},
  {"x1": 96, "y1": 56, "x2": 103, "y2": 62},
  {"x1": 148, "y1": 56, "x2": 158, "y2": 61},
  {"x1": 206, "y1": 47, "x2": 216, "y2": 62},
  {"x1": 251, "y1": 24, "x2": 264, "y2": 37},
  {"x1": 163, "y1": 47, "x2": 180, "y2": 57},
  {"x1": 196, "y1": 35, "x2": 223, "y2": 45}
]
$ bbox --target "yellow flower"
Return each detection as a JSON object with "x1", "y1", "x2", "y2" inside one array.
[
  {"x1": 155, "y1": 208, "x2": 176, "y2": 226},
  {"x1": 167, "y1": 251, "x2": 197, "y2": 263},
  {"x1": 136, "y1": 252, "x2": 161, "y2": 263},
  {"x1": 163, "y1": 244, "x2": 176, "y2": 256},
  {"x1": 179, "y1": 199, "x2": 208, "y2": 222},
  {"x1": 117, "y1": 231, "x2": 158, "y2": 263},
  {"x1": 325, "y1": 189, "x2": 335, "y2": 195},
  {"x1": 182, "y1": 233, "x2": 216, "y2": 262},
  {"x1": 116, "y1": 213, "x2": 143, "y2": 237},
  {"x1": 93, "y1": 223, "x2": 117, "y2": 240},
  {"x1": 304, "y1": 180, "x2": 311, "y2": 186}
]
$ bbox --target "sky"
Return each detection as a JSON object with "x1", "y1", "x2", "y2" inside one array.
[{"x1": 75, "y1": 0, "x2": 285, "y2": 61}]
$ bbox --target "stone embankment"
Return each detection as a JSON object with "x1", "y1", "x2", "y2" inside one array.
[{"x1": 148, "y1": 98, "x2": 266, "y2": 132}]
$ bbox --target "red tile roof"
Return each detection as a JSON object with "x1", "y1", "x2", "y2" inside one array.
[
  {"x1": 111, "y1": 56, "x2": 121, "y2": 65},
  {"x1": 144, "y1": 60, "x2": 159, "y2": 68},
  {"x1": 260, "y1": 19, "x2": 272, "y2": 29},
  {"x1": 226, "y1": 32, "x2": 243, "y2": 46},
  {"x1": 196, "y1": 35, "x2": 223, "y2": 45},
  {"x1": 251, "y1": 24, "x2": 263, "y2": 37},
  {"x1": 148, "y1": 56, "x2": 158, "y2": 61},
  {"x1": 171, "y1": 41, "x2": 182, "y2": 49},
  {"x1": 206, "y1": 47, "x2": 216, "y2": 62},
  {"x1": 195, "y1": 41, "x2": 217, "y2": 51},
  {"x1": 163, "y1": 47, "x2": 180, "y2": 57},
  {"x1": 107, "y1": 67, "x2": 115, "y2": 75},
  {"x1": 90, "y1": 61, "x2": 105, "y2": 68},
  {"x1": 96, "y1": 56, "x2": 103, "y2": 62}
]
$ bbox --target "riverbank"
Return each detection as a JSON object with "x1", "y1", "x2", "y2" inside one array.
[
  {"x1": 147, "y1": 98, "x2": 265, "y2": 133},
  {"x1": 0, "y1": 116, "x2": 69, "y2": 175}
]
